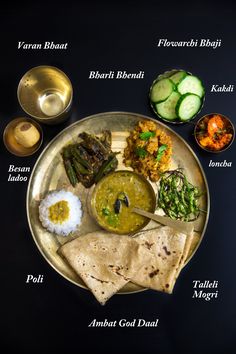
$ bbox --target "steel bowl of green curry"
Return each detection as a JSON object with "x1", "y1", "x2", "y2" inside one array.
[{"x1": 90, "y1": 170, "x2": 156, "y2": 234}]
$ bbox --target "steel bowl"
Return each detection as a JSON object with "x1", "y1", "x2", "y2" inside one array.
[
  {"x1": 17, "y1": 65, "x2": 73, "y2": 125},
  {"x1": 194, "y1": 113, "x2": 235, "y2": 153},
  {"x1": 3, "y1": 117, "x2": 43, "y2": 156},
  {"x1": 90, "y1": 170, "x2": 156, "y2": 235},
  {"x1": 149, "y1": 69, "x2": 205, "y2": 124}
]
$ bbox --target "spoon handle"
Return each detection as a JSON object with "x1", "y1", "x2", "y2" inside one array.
[{"x1": 132, "y1": 207, "x2": 194, "y2": 235}]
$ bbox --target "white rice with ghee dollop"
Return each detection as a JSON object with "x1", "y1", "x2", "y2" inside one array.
[{"x1": 39, "y1": 190, "x2": 82, "y2": 236}]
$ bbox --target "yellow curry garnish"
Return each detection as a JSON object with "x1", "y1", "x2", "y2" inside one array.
[{"x1": 49, "y1": 200, "x2": 69, "y2": 224}]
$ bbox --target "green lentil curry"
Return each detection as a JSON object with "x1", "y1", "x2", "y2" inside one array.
[{"x1": 93, "y1": 171, "x2": 155, "y2": 234}]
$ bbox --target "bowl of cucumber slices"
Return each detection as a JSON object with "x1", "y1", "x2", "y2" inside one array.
[{"x1": 149, "y1": 69, "x2": 205, "y2": 124}]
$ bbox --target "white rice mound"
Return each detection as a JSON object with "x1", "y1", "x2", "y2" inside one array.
[{"x1": 39, "y1": 190, "x2": 82, "y2": 236}]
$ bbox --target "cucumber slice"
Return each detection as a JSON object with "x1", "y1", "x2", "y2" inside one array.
[
  {"x1": 150, "y1": 78, "x2": 174, "y2": 103},
  {"x1": 176, "y1": 93, "x2": 202, "y2": 121},
  {"x1": 155, "y1": 91, "x2": 181, "y2": 120},
  {"x1": 169, "y1": 70, "x2": 187, "y2": 84},
  {"x1": 177, "y1": 75, "x2": 204, "y2": 98},
  {"x1": 157, "y1": 70, "x2": 177, "y2": 81}
]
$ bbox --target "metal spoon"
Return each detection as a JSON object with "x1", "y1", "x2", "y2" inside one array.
[{"x1": 132, "y1": 207, "x2": 194, "y2": 235}]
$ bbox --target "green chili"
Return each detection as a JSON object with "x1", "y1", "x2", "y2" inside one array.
[{"x1": 157, "y1": 169, "x2": 202, "y2": 221}]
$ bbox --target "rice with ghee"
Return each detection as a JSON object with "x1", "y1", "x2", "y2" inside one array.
[{"x1": 39, "y1": 190, "x2": 82, "y2": 236}]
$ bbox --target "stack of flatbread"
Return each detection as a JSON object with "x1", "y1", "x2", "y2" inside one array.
[
  {"x1": 132, "y1": 226, "x2": 193, "y2": 293},
  {"x1": 59, "y1": 226, "x2": 194, "y2": 305}
]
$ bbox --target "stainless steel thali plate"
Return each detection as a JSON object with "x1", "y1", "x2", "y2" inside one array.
[{"x1": 27, "y1": 112, "x2": 210, "y2": 294}]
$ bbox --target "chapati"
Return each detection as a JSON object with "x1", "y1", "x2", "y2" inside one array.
[
  {"x1": 131, "y1": 226, "x2": 187, "y2": 293},
  {"x1": 172, "y1": 229, "x2": 194, "y2": 285},
  {"x1": 59, "y1": 230, "x2": 152, "y2": 304}
]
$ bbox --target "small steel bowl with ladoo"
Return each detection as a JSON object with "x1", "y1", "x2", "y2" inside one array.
[
  {"x1": 90, "y1": 170, "x2": 156, "y2": 235},
  {"x1": 194, "y1": 113, "x2": 235, "y2": 153},
  {"x1": 3, "y1": 117, "x2": 43, "y2": 156},
  {"x1": 17, "y1": 65, "x2": 73, "y2": 125},
  {"x1": 149, "y1": 69, "x2": 205, "y2": 124}
]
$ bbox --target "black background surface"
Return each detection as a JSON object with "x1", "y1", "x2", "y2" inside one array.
[{"x1": 1, "y1": 1, "x2": 236, "y2": 353}]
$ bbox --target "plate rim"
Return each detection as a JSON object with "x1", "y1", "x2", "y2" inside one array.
[{"x1": 26, "y1": 111, "x2": 210, "y2": 295}]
